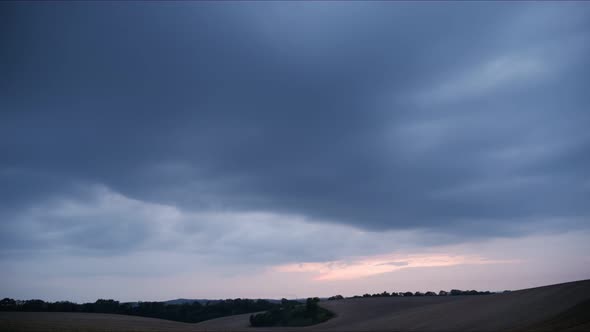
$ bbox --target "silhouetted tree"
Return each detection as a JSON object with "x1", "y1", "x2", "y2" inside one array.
[
  {"x1": 250, "y1": 297, "x2": 333, "y2": 327},
  {"x1": 306, "y1": 297, "x2": 319, "y2": 316},
  {"x1": 22, "y1": 300, "x2": 47, "y2": 311},
  {"x1": 94, "y1": 299, "x2": 119, "y2": 313},
  {"x1": 0, "y1": 298, "x2": 16, "y2": 311},
  {"x1": 450, "y1": 289, "x2": 463, "y2": 296}
]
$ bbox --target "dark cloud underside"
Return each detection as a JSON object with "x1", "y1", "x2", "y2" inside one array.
[{"x1": 1, "y1": 2, "x2": 589, "y2": 246}]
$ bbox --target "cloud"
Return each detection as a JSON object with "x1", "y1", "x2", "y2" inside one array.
[
  {"x1": 3, "y1": 229, "x2": 589, "y2": 301},
  {"x1": 274, "y1": 253, "x2": 514, "y2": 281},
  {"x1": 0, "y1": 2, "x2": 588, "y2": 264},
  {"x1": 379, "y1": 261, "x2": 409, "y2": 267},
  {"x1": 2, "y1": 185, "x2": 439, "y2": 264},
  {"x1": 415, "y1": 54, "x2": 546, "y2": 104}
]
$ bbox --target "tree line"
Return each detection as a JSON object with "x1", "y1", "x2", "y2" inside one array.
[
  {"x1": 328, "y1": 289, "x2": 494, "y2": 300},
  {"x1": 0, "y1": 288, "x2": 496, "y2": 324},
  {"x1": 0, "y1": 297, "x2": 277, "y2": 323}
]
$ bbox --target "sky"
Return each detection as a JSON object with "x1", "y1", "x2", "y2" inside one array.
[{"x1": 1, "y1": 2, "x2": 590, "y2": 303}]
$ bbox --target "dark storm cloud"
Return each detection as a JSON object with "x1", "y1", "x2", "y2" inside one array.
[{"x1": 1, "y1": 1, "x2": 589, "y2": 254}]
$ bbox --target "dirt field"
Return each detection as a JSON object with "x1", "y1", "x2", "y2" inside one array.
[
  {"x1": 313, "y1": 279, "x2": 590, "y2": 331},
  {"x1": 2, "y1": 279, "x2": 589, "y2": 332}
]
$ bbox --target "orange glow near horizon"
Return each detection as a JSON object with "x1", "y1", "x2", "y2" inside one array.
[{"x1": 274, "y1": 253, "x2": 516, "y2": 281}]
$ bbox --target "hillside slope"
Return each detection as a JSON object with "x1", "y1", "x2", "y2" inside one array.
[
  {"x1": 194, "y1": 279, "x2": 590, "y2": 331},
  {"x1": 2, "y1": 279, "x2": 589, "y2": 331},
  {"x1": 314, "y1": 279, "x2": 590, "y2": 331}
]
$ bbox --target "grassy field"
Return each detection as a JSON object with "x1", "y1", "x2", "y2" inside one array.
[{"x1": 2, "y1": 279, "x2": 589, "y2": 331}]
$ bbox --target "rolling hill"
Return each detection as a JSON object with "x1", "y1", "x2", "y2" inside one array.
[{"x1": 2, "y1": 279, "x2": 589, "y2": 331}]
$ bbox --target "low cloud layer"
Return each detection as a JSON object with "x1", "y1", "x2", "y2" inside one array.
[{"x1": 275, "y1": 254, "x2": 513, "y2": 281}]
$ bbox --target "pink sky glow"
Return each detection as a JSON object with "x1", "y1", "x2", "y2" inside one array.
[{"x1": 275, "y1": 253, "x2": 517, "y2": 281}]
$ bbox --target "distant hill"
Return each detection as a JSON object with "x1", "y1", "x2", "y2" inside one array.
[
  {"x1": 164, "y1": 298, "x2": 307, "y2": 305},
  {"x1": 163, "y1": 298, "x2": 222, "y2": 305}
]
